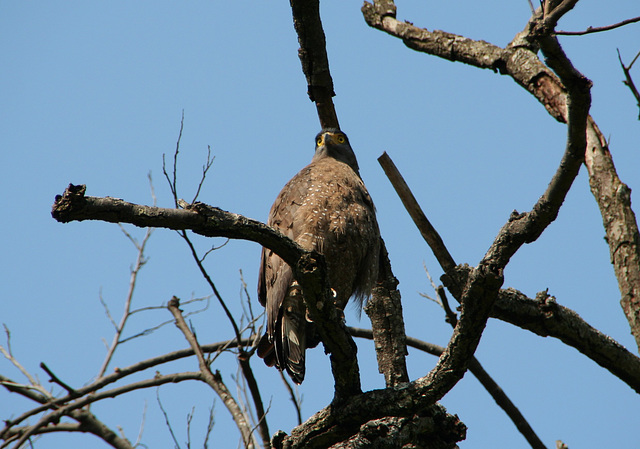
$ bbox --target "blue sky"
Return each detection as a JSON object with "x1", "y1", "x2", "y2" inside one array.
[{"x1": 1, "y1": 1, "x2": 639, "y2": 448}]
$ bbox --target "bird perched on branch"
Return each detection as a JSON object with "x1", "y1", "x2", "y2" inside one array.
[{"x1": 257, "y1": 129, "x2": 380, "y2": 384}]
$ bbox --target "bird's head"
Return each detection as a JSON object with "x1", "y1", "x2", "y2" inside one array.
[{"x1": 312, "y1": 128, "x2": 360, "y2": 173}]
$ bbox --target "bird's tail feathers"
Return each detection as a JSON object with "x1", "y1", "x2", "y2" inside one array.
[{"x1": 276, "y1": 283, "x2": 307, "y2": 384}]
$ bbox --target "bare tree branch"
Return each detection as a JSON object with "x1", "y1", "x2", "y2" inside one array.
[
  {"x1": 163, "y1": 121, "x2": 270, "y2": 446},
  {"x1": 377, "y1": 152, "x2": 456, "y2": 273},
  {"x1": 7, "y1": 403, "x2": 135, "y2": 449},
  {"x1": 349, "y1": 327, "x2": 547, "y2": 449},
  {"x1": 557, "y1": 15, "x2": 640, "y2": 35},
  {"x1": 1, "y1": 338, "x2": 253, "y2": 436},
  {"x1": 376, "y1": 131, "x2": 640, "y2": 393},
  {"x1": 365, "y1": 240, "x2": 409, "y2": 387},
  {"x1": 617, "y1": 48, "x2": 640, "y2": 120},
  {"x1": 492, "y1": 287, "x2": 640, "y2": 393},
  {"x1": 168, "y1": 296, "x2": 256, "y2": 449},
  {"x1": 279, "y1": 371, "x2": 303, "y2": 426},
  {"x1": 162, "y1": 109, "x2": 184, "y2": 207},
  {"x1": 156, "y1": 388, "x2": 183, "y2": 449},
  {"x1": 289, "y1": 0, "x2": 340, "y2": 129},
  {"x1": 51, "y1": 185, "x2": 362, "y2": 401},
  {"x1": 39, "y1": 362, "x2": 75, "y2": 395},
  {"x1": 97, "y1": 226, "x2": 153, "y2": 378},
  {"x1": 363, "y1": 0, "x2": 640, "y2": 351},
  {"x1": 541, "y1": 0, "x2": 580, "y2": 31}
]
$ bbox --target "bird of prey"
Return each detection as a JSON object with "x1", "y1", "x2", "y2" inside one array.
[{"x1": 257, "y1": 128, "x2": 380, "y2": 384}]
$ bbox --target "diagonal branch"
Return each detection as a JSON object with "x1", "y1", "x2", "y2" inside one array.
[
  {"x1": 376, "y1": 153, "x2": 640, "y2": 393},
  {"x1": 492, "y1": 287, "x2": 640, "y2": 393},
  {"x1": 617, "y1": 49, "x2": 640, "y2": 120},
  {"x1": 377, "y1": 152, "x2": 456, "y2": 272},
  {"x1": 168, "y1": 296, "x2": 255, "y2": 449},
  {"x1": 363, "y1": 0, "x2": 640, "y2": 351},
  {"x1": 349, "y1": 327, "x2": 546, "y2": 449}
]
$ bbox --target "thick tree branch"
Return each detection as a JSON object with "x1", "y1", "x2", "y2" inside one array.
[
  {"x1": 364, "y1": 0, "x2": 640, "y2": 350},
  {"x1": 375, "y1": 99, "x2": 640, "y2": 397},
  {"x1": 290, "y1": 9, "x2": 595, "y2": 444},
  {"x1": 289, "y1": 0, "x2": 339, "y2": 129},
  {"x1": 51, "y1": 185, "x2": 361, "y2": 400},
  {"x1": 350, "y1": 327, "x2": 546, "y2": 449},
  {"x1": 365, "y1": 240, "x2": 409, "y2": 387},
  {"x1": 492, "y1": 287, "x2": 640, "y2": 393},
  {"x1": 278, "y1": 253, "x2": 504, "y2": 447},
  {"x1": 52, "y1": 184, "x2": 302, "y2": 267},
  {"x1": 483, "y1": 13, "x2": 592, "y2": 269}
]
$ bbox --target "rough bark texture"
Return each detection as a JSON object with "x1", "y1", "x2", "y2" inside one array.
[
  {"x1": 584, "y1": 118, "x2": 640, "y2": 350},
  {"x1": 51, "y1": 185, "x2": 484, "y2": 449},
  {"x1": 363, "y1": 0, "x2": 640, "y2": 351},
  {"x1": 493, "y1": 287, "x2": 640, "y2": 393},
  {"x1": 366, "y1": 240, "x2": 410, "y2": 388},
  {"x1": 289, "y1": 0, "x2": 340, "y2": 129},
  {"x1": 52, "y1": 185, "x2": 362, "y2": 402}
]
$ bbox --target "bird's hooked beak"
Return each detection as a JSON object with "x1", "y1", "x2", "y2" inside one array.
[{"x1": 322, "y1": 132, "x2": 338, "y2": 146}]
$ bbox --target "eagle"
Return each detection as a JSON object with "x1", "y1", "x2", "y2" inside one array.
[{"x1": 257, "y1": 129, "x2": 380, "y2": 384}]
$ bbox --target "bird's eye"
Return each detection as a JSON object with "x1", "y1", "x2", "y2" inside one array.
[
  {"x1": 316, "y1": 137, "x2": 323, "y2": 146},
  {"x1": 336, "y1": 135, "x2": 346, "y2": 144}
]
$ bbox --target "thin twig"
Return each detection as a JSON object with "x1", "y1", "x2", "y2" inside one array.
[
  {"x1": 97, "y1": 226, "x2": 153, "y2": 379},
  {"x1": 133, "y1": 400, "x2": 147, "y2": 448},
  {"x1": 179, "y1": 231, "x2": 245, "y2": 350},
  {"x1": 0, "y1": 339, "x2": 253, "y2": 434},
  {"x1": 168, "y1": 110, "x2": 184, "y2": 207},
  {"x1": 239, "y1": 270, "x2": 257, "y2": 328},
  {"x1": 99, "y1": 288, "x2": 118, "y2": 331},
  {"x1": 120, "y1": 296, "x2": 211, "y2": 344},
  {"x1": 0, "y1": 327, "x2": 48, "y2": 397},
  {"x1": 200, "y1": 239, "x2": 229, "y2": 262},
  {"x1": 436, "y1": 286, "x2": 459, "y2": 327},
  {"x1": 156, "y1": 388, "x2": 182, "y2": 449},
  {"x1": 192, "y1": 145, "x2": 215, "y2": 204},
  {"x1": 186, "y1": 406, "x2": 196, "y2": 449},
  {"x1": 40, "y1": 363, "x2": 75, "y2": 395},
  {"x1": 617, "y1": 48, "x2": 640, "y2": 120},
  {"x1": 168, "y1": 297, "x2": 255, "y2": 449},
  {"x1": 556, "y1": 15, "x2": 640, "y2": 35},
  {"x1": 203, "y1": 400, "x2": 216, "y2": 449},
  {"x1": 279, "y1": 370, "x2": 303, "y2": 426}
]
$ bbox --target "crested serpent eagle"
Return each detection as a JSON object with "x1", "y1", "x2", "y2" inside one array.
[{"x1": 257, "y1": 129, "x2": 380, "y2": 384}]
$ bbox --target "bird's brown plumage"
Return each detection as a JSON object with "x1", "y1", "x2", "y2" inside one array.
[{"x1": 257, "y1": 129, "x2": 380, "y2": 383}]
